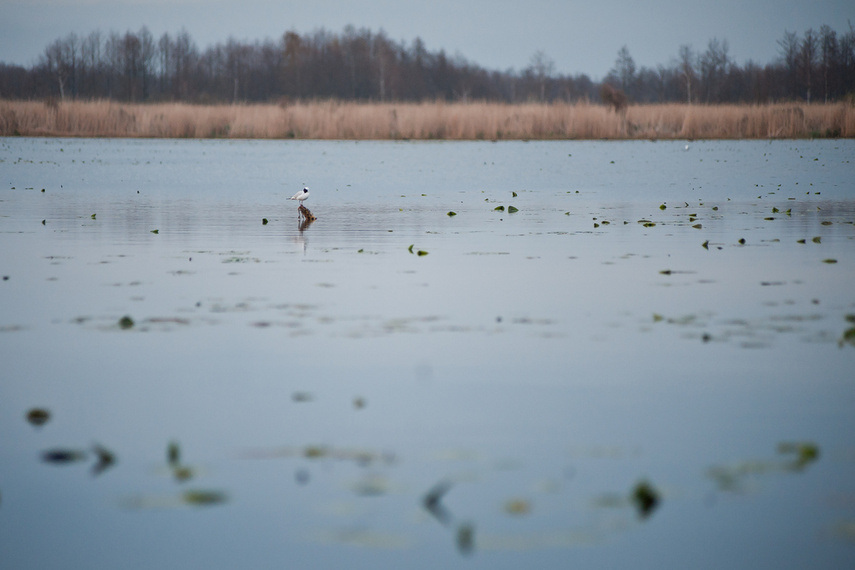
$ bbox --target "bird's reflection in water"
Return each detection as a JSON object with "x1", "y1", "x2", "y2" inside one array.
[{"x1": 293, "y1": 209, "x2": 315, "y2": 254}]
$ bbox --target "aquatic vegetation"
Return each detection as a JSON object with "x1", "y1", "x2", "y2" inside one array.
[
  {"x1": 262, "y1": 218, "x2": 268, "y2": 225},
  {"x1": 182, "y1": 490, "x2": 228, "y2": 506},
  {"x1": 777, "y1": 441, "x2": 820, "y2": 470},
  {"x1": 447, "y1": 211, "x2": 457, "y2": 216},
  {"x1": 630, "y1": 480, "x2": 660, "y2": 519},
  {"x1": 417, "y1": 250, "x2": 428, "y2": 256},
  {"x1": 26, "y1": 408, "x2": 50, "y2": 427},
  {"x1": 504, "y1": 498, "x2": 531, "y2": 515},
  {"x1": 841, "y1": 315, "x2": 855, "y2": 347},
  {"x1": 507, "y1": 206, "x2": 519, "y2": 213},
  {"x1": 494, "y1": 206, "x2": 505, "y2": 211},
  {"x1": 118, "y1": 316, "x2": 134, "y2": 329}
]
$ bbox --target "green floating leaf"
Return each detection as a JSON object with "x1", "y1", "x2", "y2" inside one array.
[
  {"x1": 812, "y1": 236, "x2": 821, "y2": 243},
  {"x1": 182, "y1": 490, "x2": 228, "y2": 506},
  {"x1": 262, "y1": 218, "x2": 268, "y2": 225},
  {"x1": 692, "y1": 223, "x2": 703, "y2": 229},
  {"x1": 659, "y1": 204, "x2": 666, "y2": 210},
  {"x1": 357, "y1": 248, "x2": 364, "y2": 253},
  {"x1": 494, "y1": 206, "x2": 505, "y2": 211},
  {"x1": 778, "y1": 441, "x2": 820, "y2": 470},
  {"x1": 417, "y1": 250, "x2": 429, "y2": 256},
  {"x1": 822, "y1": 258, "x2": 838, "y2": 264},
  {"x1": 408, "y1": 244, "x2": 414, "y2": 253},
  {"x1": 91, "y1": 213, "x2": 96, "y2": 219},
  {"x1": 512, "y1": 191, "x2": 518, "y2": 197},
  {"x1": 507, "y1": 206, "x2": 518, "y2": 213},
  {"x1": 118, "y1": 316, "x2": 134, "y2": 329},
  {"x1": 151, "y1": 229, "x2": 159, "y2": 234},
  {"x1": 447, "y1": 211, "x2": 457, "y2": 217}
]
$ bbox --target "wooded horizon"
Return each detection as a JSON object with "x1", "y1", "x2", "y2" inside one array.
[{"x1": 1, "y1": 24, "x2": 854, "y2": 106}]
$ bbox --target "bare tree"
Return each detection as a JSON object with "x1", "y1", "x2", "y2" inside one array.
[
  {"x1": 799, "y1": 28, "x2": 818, "y2": 102},
  {"x1": 528, "y1": 50, "x2": 555, "y2": 102},
  {"x1": 677, "y1": 44, "x2": 695, "y2": 103},
  {"x1": 612, "y1": 45, "x2": 636, "y2": 94}
]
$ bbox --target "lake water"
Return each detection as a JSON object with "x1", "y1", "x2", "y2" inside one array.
[{"x1": 1, "y1": 137, "x2": 854, "y2": 569}]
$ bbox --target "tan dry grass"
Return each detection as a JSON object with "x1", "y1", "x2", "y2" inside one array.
[{"x1": 1, "y1": 99, "x2": 852, "y2": 139}]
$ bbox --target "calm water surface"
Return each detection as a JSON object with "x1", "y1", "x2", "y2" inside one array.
[{"x1": 1, "y1": 137, "x2": 854, "y2": 569}]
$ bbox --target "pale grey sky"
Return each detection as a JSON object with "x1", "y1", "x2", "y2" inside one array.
[{"x1": 1, "y1": 0, "x2": 852, "y2": 79}]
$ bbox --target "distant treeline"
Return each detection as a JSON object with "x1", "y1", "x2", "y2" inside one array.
[{"x1": 1, "y1": 24, "x2": 854, "y2": 105}]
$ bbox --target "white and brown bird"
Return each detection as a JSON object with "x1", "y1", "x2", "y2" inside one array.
[{"x1": 289, "y1": 187, "x2": 309, "y2": 204}]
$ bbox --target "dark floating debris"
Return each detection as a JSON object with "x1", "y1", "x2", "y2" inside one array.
[
  {"x1": 91, "y1": 443, "x2": 116, "y2": 476},
  {"x1": 42, "y1": 448, "x2": 87, "y2": 464},
  {"x1": 167, "y1": 441, "x2": 180, "y2": 467},
  {"x1": 26, "y1": 408, "x2": 50, "y2": 427},
  {"x1": 417, "y1": 250, "x2": 429, "y2": 256},
  {"x1": 423, "y1": 480, "x2": 453, "y2": 526},
  {"x1": 630, "y1": 480, "x2": 660, "y2": 519},
  {"x1": 292, "y1": 391, "x2": 313, "y2": 403},
  {"x1": 150, "y1": 229, "x2": 159, "y2": 234},
  {"x1": 118, "y1": 315, "x2": 134, "y2": 329},
  {"x1": 494, "y1": 205, "x2": 505, "y2": 212},
  {"x1": 447, "y1": 211, "x2": 457, "y2": 217},
  {"x1": 262, "y1": 218, "x2": 268, "y2": 225},
  {"x1": 456, "y1": 523, "x2": 475, "y2": 556}
]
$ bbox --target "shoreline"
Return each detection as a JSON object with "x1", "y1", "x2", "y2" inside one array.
[{"x1": 2, "y1": 100, "x2": 853, "y2": 140}]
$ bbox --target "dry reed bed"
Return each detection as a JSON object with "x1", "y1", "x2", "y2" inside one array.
[{"x1": 1, "y1": 100, "x2": 852, "y2": 140}]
